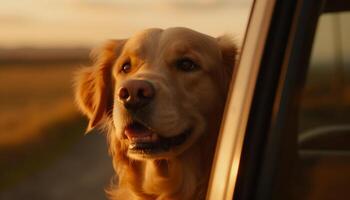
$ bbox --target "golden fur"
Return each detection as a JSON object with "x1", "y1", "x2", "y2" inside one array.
[{"x1": 74, "y1": 27, "x2": 237, "y2": 200}]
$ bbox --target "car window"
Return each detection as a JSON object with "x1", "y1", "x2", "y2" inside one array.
[
  {"x1": 299, "y1": 12, "x2": 350, "y2": 133},
  {"x1": 296, "y1": 11, "x2": 350, "y2": 200}
]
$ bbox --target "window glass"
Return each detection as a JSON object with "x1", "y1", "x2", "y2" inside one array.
[
  {"x1": 297, "y1": 12, "x2": 350, "y2": 200},
  {"x1": 299, "y1": 12, "x2": 350, "y2": 133}
]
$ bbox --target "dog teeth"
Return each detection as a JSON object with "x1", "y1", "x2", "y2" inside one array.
[
  {"x1": 131, "y1": 135, "x2": 152, "y2": 142},
  {"x1": 129, "y1": 133, "x2": 159, "y2": 144}
]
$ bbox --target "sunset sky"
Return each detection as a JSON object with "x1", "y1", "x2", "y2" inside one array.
[
  {"x1": 0, "y1": 0, "x2": 252, "y2": 48},
  {"x1": 1, "y1": 0, "x2": 349, "y2": 66}
]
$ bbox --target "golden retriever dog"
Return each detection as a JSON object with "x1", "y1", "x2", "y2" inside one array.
[{"x1": 74, "y1": 27, "x2": 237, "y2": 200}]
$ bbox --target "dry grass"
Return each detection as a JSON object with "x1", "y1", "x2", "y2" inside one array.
[
  {"x1": 0, "y1": 62, "x2": 88, "y2": 188},
  {"x1": 0, "y1": 98, "x2": 78, "y2": 147},
  {"x1": 0, "y1": 64, "x2": 81, "y2": 148}
]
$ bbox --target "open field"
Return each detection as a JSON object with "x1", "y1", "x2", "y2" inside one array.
[
  {"x1": 0, "y1": 59, "x2": 94, "y2": 190},
  {"x1": 0, "y1": 65, "x2": 80, "y2": 147},
  {"x1": 0, "y1": 55, "x2": 114, "y2": 199}
]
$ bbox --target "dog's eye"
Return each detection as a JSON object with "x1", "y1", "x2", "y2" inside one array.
[
  {"x1": 121, "y1": 62, "x2": 132, "y2": 73},
  {"x1": 176, "y1": 58, "x2": 198, "y2": 72}
]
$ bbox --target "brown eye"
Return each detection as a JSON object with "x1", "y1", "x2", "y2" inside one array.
[
  {"x1": 121, "y1": 62, "x2": 131, "y2": 73},
  {"x1": 176, "y1": 58, "x2": 198, "y2": 72}
]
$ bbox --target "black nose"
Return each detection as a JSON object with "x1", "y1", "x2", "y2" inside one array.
[{"x1": 118, "y1": 80, "x2": 155, "y2": 110}]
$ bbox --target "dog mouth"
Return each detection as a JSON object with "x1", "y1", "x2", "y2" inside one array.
[{"x1": 124, "y1": 121, "x2": 191, "y2": 155}]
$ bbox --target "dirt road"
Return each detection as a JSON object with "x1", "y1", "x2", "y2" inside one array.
[{"x1": 0, "y1": 131, "x2": 114, "y2": 200}]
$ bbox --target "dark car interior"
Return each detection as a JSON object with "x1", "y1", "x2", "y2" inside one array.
[
  {"x1": 295, "y1": 1, "x2": 350, "y2": 199},
  {"x1": 231, "y1": 1, "x2": 350, "y2": 200}
]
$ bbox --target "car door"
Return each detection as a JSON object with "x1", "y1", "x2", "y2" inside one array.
[{"x1": 207, "y1": 0, "x2": 350, "y2": 200}]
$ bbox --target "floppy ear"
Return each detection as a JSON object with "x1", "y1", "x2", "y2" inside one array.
[
  {"x1": 217, "y1": 35, "x2": 238, "y2": 75},
  {"x1": 217, "y1": 35, "x2": 239, "y2": 93},
  {"x1": 74, "y1": 40, "x2": 126, "y2": 132}
]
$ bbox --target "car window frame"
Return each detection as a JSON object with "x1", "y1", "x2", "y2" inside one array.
[
  {"x1": 207, "y1": 0, "x2": 326, "y2": 200},
  {"x1": 207, "y1": 0, "x2": 276, "y2": 199}
]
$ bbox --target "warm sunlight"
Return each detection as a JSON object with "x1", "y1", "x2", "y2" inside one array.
[
  {"x1": 0, "y1": 0, "x2": 251, "y2": 48},
  {"x1": 0, "y1": 1, "x2": 253, "y2": 199},
  {"x1": 1, "y1": 0, "x2": 349, "y2": 200}
]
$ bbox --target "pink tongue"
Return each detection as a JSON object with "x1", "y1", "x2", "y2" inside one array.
[{"x1": 124, "y1": 123, "x2": 153, "y2": 140}]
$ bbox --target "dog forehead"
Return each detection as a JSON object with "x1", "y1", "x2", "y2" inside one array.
[
  {"x1": 123, "y1": 27, "x2": 220, "y2": 56},
  {"x1": 162, "y1": 27, "x2": 215, "y2": 42},
  {"x1": 123, "y1": 28, "x2": 163, "y2": 55},
  {"x1": 160, "y1": 28, "x2": 222, "y2": 57}
]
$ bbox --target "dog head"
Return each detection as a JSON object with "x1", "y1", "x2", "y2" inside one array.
[{"x1": 75, "y1": 27, "x2": 237, "y2": 161}]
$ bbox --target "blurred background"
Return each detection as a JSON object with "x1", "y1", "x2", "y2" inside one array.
[
  {"x1": 0, "y1": 0, "x2": 252, "y2": 199},
  {"x1": 296, "y1": 11, "x2": 350, "y2": 200},
  {"x1": 299, "y1": 12, "x2": 350, "y2": 132},
  {"x1": 1, "y1": 0, "x2": 349, "y2": 199}
]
